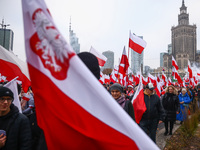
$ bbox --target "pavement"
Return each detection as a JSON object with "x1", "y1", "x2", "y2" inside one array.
[{"x1": 156, "y1": 121, "x2": 181, "y2": 150}]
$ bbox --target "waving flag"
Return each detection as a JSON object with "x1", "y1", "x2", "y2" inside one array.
[
  {"x1": 188, "y1": 60, "x2": 193, "y2": 79},
  {"x1": 22, "y1": 0, "x2": 159, "y2": 149},
  {"x1": 0, "y1": 46, "x2": 31, "y2": 92},
  {"x1": 90, "y1": 46, "x2": 107, "y2": 66},
  {"x1": 132, "y1": 74, "x2": 147, "y2": 124},
  {"x1": 172, "y1": 56, "x2": 179, "y2": 70},
  {"x1": 129, "y1": 31, "x2": 147, "y2": 54},
  {"x1": 118, "y1": 46, "x2": 129, "y2": 78}
]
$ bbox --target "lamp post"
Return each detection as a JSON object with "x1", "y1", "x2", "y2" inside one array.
[{"x1": 0, "y1": 19, "x2": 10, "y2": 48}]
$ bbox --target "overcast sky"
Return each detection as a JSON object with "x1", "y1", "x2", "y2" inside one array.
[{"x1": 0, "y1": 0, "x2": 200, "y2": 69}]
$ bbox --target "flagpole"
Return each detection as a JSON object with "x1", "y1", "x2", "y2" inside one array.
[{"x1": 4, "y1": 76, "x2": 19, "y2": 86}]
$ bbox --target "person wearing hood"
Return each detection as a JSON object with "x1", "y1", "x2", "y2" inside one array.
[
  {"x1": 162, "y1": 85, "x2": 179, "y2": 136},
  {"x1": 176, "y1": 88, "x2": 191, "y2": 123},
  {"x1": 109, "y1": 83, "x2": 135, "y2": 121},
  {"x1": 0, "y1": 87, "x2": 32, "y2": 150},
  {"x1": 139, "y1": 83, "x2": 164, "y2": 143}
]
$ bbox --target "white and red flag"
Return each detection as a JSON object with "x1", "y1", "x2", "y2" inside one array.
[
  {"x1": 129, "y1": 31, "x2": 147, "y2": 54},
  {"x1": 154, "y1": 81, "x2": 162, "y2": 98},
  {"x1": 4, "y1": 77, "x2": 22, "y2": 113},
  {"x1": 118, "y1": 46, "x2": 129, "y2": 78},
  {"x1": 0, "y1": 46, "x2": 31, "y2": 92},
  {"x1": 188, "y1": 60, "x2": 193, "y2": 79},
  {"x1": 90, "y1": 46, "x2": 107, "y2": 66},
  {"x1": 132, "y1": 73, "x2": 147, "y2": 124},
  {"x1": 172, "y1": 56, "x2": 179, "y2": 70},
  {"x1": 22, "y1": 0, "x2": 159, "y2": 149},
  {"x1": 162, "y1": 71, "x2": 167, "y2": 86}
]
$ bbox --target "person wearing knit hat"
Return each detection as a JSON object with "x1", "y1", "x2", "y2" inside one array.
[
  {"x1": 109, "y1": 83, "x2": 135, "y2": 121},
  {"x1": 78, "y1": 52, "x2": 100, "y2": 80},
  {"x1": 126, "y1": 82, "x2": 134, "y2": 97},
  {"x1": 0, "y1": 86, "x2": 32, "y2": 149}
]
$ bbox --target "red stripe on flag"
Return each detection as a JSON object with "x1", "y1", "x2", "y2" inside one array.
[
  {"x1": 172, "y1": 61, "x2": 179, "y2": 70},
  {"x1": 0, "y1": 59, "x2": 31, "y2": 92},
  {"x1": 129, "y1": 39, "x2": 145, "y2": 54},
  {"x1": 132, "y1": 83, "x2": 146, "y2": 124},
  {"x1": 96, "y1": 57, "x2": 106, "y2": 66},
  {"x1": 29, "y1": 65, "x2": 139, "y2": 150}
]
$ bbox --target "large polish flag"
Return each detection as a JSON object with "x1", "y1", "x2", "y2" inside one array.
[
  {"x1": 129, "y1": 31, "x2": 147, "y2": 54},
  {"x1": 22, "y1": 0, "x2": 159, "y2": 149},
  {"x1": 90, "y1": 46, "x2": 107, "y2": 66},
  {"x1": 172, "y1": 56, "x2": 179, "y2": 70},
  {"x1": 132, "y1": 74, "x2": 147, "y2": 124},
  {"x1": 0, "y1": 45, "x2": 31, "y2": 92}
]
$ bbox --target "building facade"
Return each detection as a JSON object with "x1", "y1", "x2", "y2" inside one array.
[
  {"x1": 69, "y1": 20, "x2": 80, "y2": 54},
  {"x1": 101, "y1": 50, "x2": 114, "y2": 70},
  {"x1": 160, "y1": 52, "x2": 167, "y2": 67},
  {"x1": 0, "y1": 29, "x2": 14, "y2": 51},
  {"x1": 167, "y1": 0, "x2": 197, "y2": 69},
  {"x1": 131, "y1": 36, "x2": 144, "y2": 73}
]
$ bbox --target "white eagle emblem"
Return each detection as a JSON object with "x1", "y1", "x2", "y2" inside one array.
[{"x1": 32, "y1": 9, "x2": 69, "y2": 72}]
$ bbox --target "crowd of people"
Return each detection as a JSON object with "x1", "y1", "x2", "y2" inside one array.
[{"x1": 0, "y1": 52, "x2": 200, "y2": 149}]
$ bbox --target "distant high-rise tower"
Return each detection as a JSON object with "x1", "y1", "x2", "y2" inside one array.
[
  {"x1": 102, "y1": 50, "x2": 114, "y2": 70},
  {"x1": 131, "y1": 36, "x2": 144, "y2": 73},
  {"x1": 170, "y1": 0, "x2": 197, "y2": 69},
  {"x1": 69, "y1": 18, "x2": 80, "y2": 54},
  {"x1": 0, "y1": 19, "x2": 14, "y2": 51}
]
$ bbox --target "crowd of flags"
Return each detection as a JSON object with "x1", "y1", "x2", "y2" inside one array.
[{"x1": 1, "y1": 0, "x2": 200, "y2": 149}]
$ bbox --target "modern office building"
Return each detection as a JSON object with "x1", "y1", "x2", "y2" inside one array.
[
  {"x1": 0, "y1": 28, "x2": 14, "y2": 51},
  {"x1": 160, "y1": 52, "x2": 167, "y2": 67}
]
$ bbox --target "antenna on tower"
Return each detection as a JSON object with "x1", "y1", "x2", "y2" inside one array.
[{"x1": 0, "y1": 19, "x2": 10, "y2": 29}]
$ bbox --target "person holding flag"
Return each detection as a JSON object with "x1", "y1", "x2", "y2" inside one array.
[{"x1": 139, "y1": 83, "x2": 164, "y2": 143}]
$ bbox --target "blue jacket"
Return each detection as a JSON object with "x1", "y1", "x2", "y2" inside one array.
[{"x1": 178, "y1": 92, "x2": 191, "y2": 109}]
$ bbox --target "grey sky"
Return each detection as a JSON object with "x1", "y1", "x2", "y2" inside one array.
[{"x1": 0, "y1": 0, "x2": 200, "y2": 69}]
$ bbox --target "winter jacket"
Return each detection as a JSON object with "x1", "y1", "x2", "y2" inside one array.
[
  {"x1": 124, "y1": 100, "x2": 135, "y2": 121},
  {"x1": 162, "y1": 93, "x2": 179, "y2": 121},
  {"x1": 0, "y1": 104, "x2": 32, "y2": 150},
  {"x1": 141, "y1": 91, "x2": 164, "y2": 121},
  {"x1": 178, "y1": 92, "x2": 191, "y2": 108}
]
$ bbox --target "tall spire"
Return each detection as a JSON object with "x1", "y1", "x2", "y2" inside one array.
[{"x1": 182, "y1": 0, "x2": 186, "y2": 7}]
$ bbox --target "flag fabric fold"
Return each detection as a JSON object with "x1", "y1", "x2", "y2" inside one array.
[
  {"x1": 22, "y1": 0, "x2": 159, "y2": 149},
  {"x1": 188, "y1": 60, "x2": 193, "y2": 79},
  {"x1": 118, "y1": 46, "x2": 129, "y2": 78},
  {"x1": 132, "y1": 75, "x2": 147, "y2": 124},
  {"x1": 0, "y1": 45, "x2": 31, "y2": 92},
  {"x1": 172, "y1": 56, "x2": 179, "y2": 70}
]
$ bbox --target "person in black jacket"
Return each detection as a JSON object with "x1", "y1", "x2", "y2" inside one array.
[
  {"x1": 139, "y1": 83, "x2": 164, "y2": 143},
  {"x1": 110, "y1": 83, "x2": 135, "y2": 121},
  {"x1": 0, "y1": 86, "x2": 32, "y2": 150},
  {"x1": 162, "y1": 85, "x2": 179, "y2": 135}
]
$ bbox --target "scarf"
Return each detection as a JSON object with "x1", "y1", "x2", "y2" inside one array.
[{"x1": 116, "y1": 95, "x2": 126, "y2": 109}]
